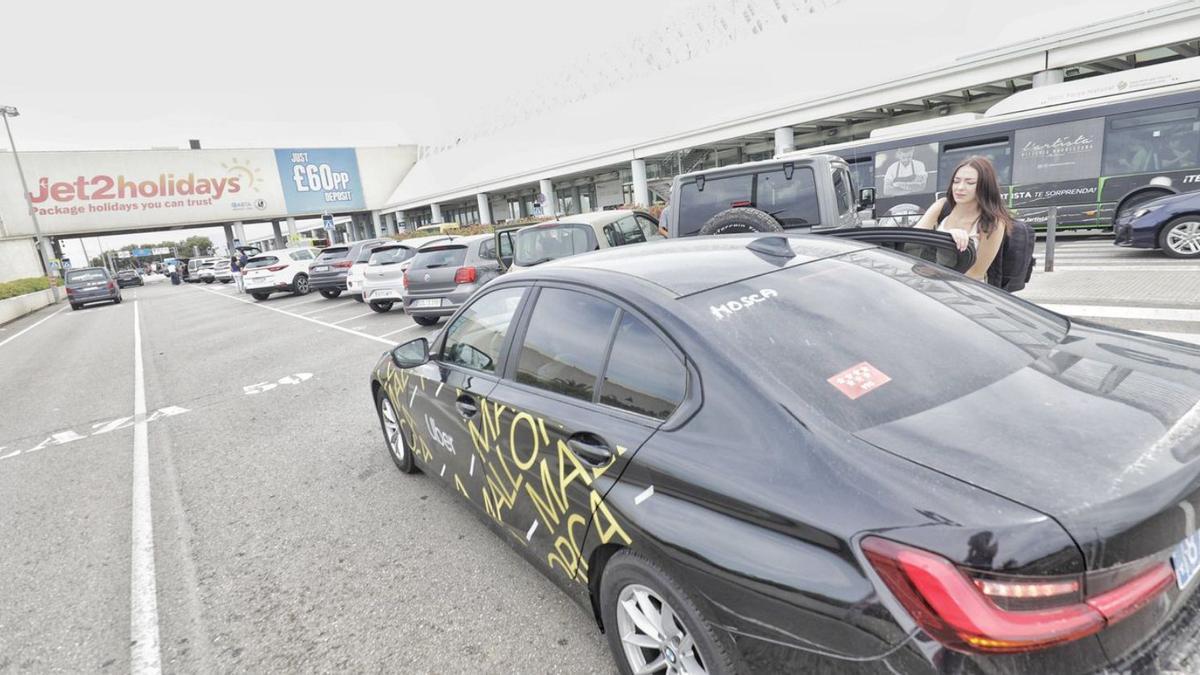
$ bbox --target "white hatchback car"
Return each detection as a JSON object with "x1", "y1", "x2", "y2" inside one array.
[
  {"x1": 361, "y1": 235, "x2": 458, "y2": 310},
  {"x1": 242, "y1": 247, "x2": 321, "y2": 300},
  {"x1": 506, "y1": 209, "x2": 662, "y2": 272}
]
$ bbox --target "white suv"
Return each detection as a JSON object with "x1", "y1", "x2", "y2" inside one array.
[{"x1": 243, "y1": 247, "x2": 320, "y2": 300}]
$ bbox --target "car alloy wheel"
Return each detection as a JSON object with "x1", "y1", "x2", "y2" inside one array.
[
  {"x1": 616, "y1": 584, "x2": 708, "y2": 675},
  {"x1": 376, "y1": 389, "x2": 417, "y2": 473},
  {"x1": 1161, "y1": 218, "x2": 1200, "y2": 259},
  {"x1": 294, "y1": 273, "x2": 310, "y2": 294}
]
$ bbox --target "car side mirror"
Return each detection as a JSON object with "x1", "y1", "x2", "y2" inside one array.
[
  {"x1": 391, "y1": 337, "x2": 429, "y2": 369},
  {"x1": 858, "y1": 187, "x2": 876, "y2": 209}
]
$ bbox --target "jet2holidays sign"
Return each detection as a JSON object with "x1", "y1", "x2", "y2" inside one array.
[{"x1": 275, "y1": 148, "x2": 366, "y2": 214}]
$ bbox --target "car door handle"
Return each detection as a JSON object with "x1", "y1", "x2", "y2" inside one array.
[
  {"x1": 567, "y1": 433, "x2": 613, "y2": 465},
  {"x1": 455, "y1": 395, "x2": 478, "y2": 418}
]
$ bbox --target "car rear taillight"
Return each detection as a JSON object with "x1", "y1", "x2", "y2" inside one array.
[
  {"x1": 66, "y1": 286, "x2": 75, "y2": 295},
  {"x1": 333, "y1": 260, "x2": 353, "y2": 269},
  {"x1": 107, "y1": 281, "x2": 116, "y2": 290},
  {"x1": 402, "y1": 272, "x2": 408, "y2": 290},
  {"x1": 454, "y1": 267, "x2": 477, "y2": 284},
  {"x1": 267, "y1": 264, "x2": 287, "y2": 272},
  {"x1": 861, "y1": 537, "x2": 1174, "y2": 654}
]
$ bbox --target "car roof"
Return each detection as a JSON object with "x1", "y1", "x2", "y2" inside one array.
[
  {"x1": 416, "y1": 233, "x2": 490, "y2": 249},
  {"x1": 534, "y1": 209, "x2": 646, "y2": 229},
  {"x1": 253, "y1": 247, "x2": 314, "y2": 257},
  {"x1": 529, "y1": 234, "x2": 874, "y2": 296}
]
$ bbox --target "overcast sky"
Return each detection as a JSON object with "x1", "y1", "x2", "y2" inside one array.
[{"x1": 0, "y1": 0, "x2": 1177, "y2": 264}]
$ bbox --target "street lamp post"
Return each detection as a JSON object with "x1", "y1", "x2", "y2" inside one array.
[{"x1": 1, "y1": 105, "x2": 59, "y2": 300}]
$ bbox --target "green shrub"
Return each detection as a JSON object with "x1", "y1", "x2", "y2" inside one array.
[{"x1": 0, "y1": 276, "x2": 52, "y2": 301}]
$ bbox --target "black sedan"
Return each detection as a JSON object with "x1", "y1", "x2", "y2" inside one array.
[
  {"x1": 369, "y1": 233, "x2": 1200, "y2": 674},
  {"x1": 115, "y1": 269, "x2": 144, "y2": 287},
  {"x1": 1113, "y1": 190, "x2": 1200, "y2": 259}
]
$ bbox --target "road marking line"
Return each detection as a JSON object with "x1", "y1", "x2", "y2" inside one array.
[
  {"x1": 409, "y1": 386, "x2": 418, "y2": 407},
  {"x1": 440, "y1": 464, "x2": 446, "y2": 477},
  {"x1": 198, "y1": 286, "x2": 394, "y2": 346},
  {"x1": 303, "y1": 304, "x2": 345, "y2": 316},
  {"x1": 1038, "y1": 304, "x2": 1200, "y2": 323},
  {"x1": 469, "y1": 454, "x2": 475, "y2": 476},
  {"x1": 526, "y1": 520, "x2": 539, "y2": 541},
  {"x1": 131, "y1": 301, "x2": 162, "y2": 674},
  {"x1": 0, "y1": 305, "x2": 67, "y2": 349},
  {"x1": 379, "y1": 324, "x2": 424, "y2": 339},
  {"x1": 332, "y1": 312, "x2": 374, "y2": 325},
  {"x1": 635, "y1": 485, "x2": 655, "y2": 506},
  {"x1": 435, "y1": 382, "x2": 444, "y2": 397}
]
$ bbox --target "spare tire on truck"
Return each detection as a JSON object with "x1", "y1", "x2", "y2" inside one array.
[{"x1": 699, "y1": 207, "x2": 784, "y2": 235}]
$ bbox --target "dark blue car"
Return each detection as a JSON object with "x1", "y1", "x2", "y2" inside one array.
[{"x1": 1113, "y1": 190, "x2": 1200, "y2": 258}]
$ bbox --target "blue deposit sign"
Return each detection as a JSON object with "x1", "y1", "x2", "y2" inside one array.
[{"x1": 274, "y1": 148, "x2": 366, "y2": 215}]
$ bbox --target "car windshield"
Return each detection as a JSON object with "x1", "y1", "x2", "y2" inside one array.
[
  {"x1": 409, "y1": 246, "x2": 468, "y2": 270},
  {"x1": 682, "y1": 249, "x2": 1068, "y2": 433},
  {"x1": 514, "y1": 224, "x2": 594, "y2": 266},
  {"x1": 369, "y1": 247, "x2": 415, "y2": 266},
  {"x1": 66, "y1": 269, "x2": 107, "y2": 283},
  {"x1": 244, "y1": 256, "x2": 279, "y2": 270},
  {"x1": 317, "y1": 247, "x2": 350, "y2": 261}
]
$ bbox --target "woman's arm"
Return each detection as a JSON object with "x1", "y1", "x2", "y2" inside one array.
[
  {"x1": 912, "y1": 197, "x2": 945, "y2": 230},
  {"x1": 965, "y1": 221, "x2": 1006, "y2": 281}
]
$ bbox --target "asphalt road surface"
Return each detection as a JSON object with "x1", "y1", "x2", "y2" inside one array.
[{"x1": 0, "y1": 277, "x2": 615, "y2": 674}]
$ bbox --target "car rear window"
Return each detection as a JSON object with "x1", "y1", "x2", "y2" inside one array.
[
  {"x1": 244, "y1": 256, "x2": 279, "y2": 270},
  {"x1": 410, "y1": 246, "x2": 468, "y2": 270},
  {"x1": 514, "y1": 224, "x2": 596, "y2": 267},
  {"x1": 370, "y1": 247, "x2": 416, "y2": 266},
  {"x1": 356, "y1": 245, "x2": 383, "y2": 263},
  {"x1": 681, "y1": 250, "x2": 1068, "y2": 432},
  {"x1": 67, "y1": 269, "x2": 107, "y2": 283},
  {"x1": 317, "y1": 247, "x2": 350, "y2": 261}
]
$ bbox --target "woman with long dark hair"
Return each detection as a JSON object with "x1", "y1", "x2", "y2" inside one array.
[{"x1": 913, "y1": 155, "x2": 1010, "y2": 283}]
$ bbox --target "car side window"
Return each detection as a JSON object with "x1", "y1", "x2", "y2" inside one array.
[
  {"x1": 603, "y1": 224, "x2": 620, "y2": 247},
  {"x1": 635, "y1": 214, "x2": 664, "y2": 240},
  {"x1": 478, "y1": 239, "x2": 496, "y2": 260},
  {"x1": 600, "y1": 313, "x2": 686, "y2": 420},
  {"x1": 441, "y1": 287, "x2": 527, "y2": 373},
  {"x1": 613, "y1": 216, "x2": 647, "y2": 245},
  {"x1": 515, "y1": 289, "x2": 619, "y2": 402}
]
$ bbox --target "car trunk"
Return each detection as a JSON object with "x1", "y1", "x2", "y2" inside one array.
[{"x1": 407, "y1": 245, "x2": 468, "y2": 295}]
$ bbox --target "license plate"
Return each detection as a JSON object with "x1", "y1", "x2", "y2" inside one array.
[
  {"x1": 1171, "y1": 529, "x2": 1200, "y2": 590},
  {"x1": 313, "y1": 265, "x2": 329, "y2": 272},
  {"x1": 410, "y1": 298, "x2": 442, "y2": 309},
  {"x1": 371, "y1": 289, "x2": 397, "y2": 299}
]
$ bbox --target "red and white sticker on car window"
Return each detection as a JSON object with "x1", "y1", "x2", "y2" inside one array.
[{"x1": 828, "y1": 362, "x2": 891, "y2": 400}]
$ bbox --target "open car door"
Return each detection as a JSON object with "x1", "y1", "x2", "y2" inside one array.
[{"x1": 824, "y1": 227, "x2": 976, "y2": 274}]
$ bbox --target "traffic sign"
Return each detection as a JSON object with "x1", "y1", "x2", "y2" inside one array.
[
  {"x1": 322, "y1": 213, "x2": 335, "y2": 231},
  {"x1": 117, "y1": 251, "x2": 132, "y2": 259},
  {"x1": 152, "y1": 247, "x2": 170, "y2": 255},
  {"x1": 132, "y1": 247, "x2": 153, "y2": 257}
]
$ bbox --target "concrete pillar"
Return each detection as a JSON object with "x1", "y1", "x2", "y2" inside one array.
[
  {"x1": 539, "y1": 179, "x2": 557, "y2": 217},
  {"x1": 476, "y1": 194, "x2": 493, "y2": 225},
  {"x1": 430, "y1": 203, "x2": 443, "y2": 223},
  {"x1": 286, "y1": 217, "x2": 298, "y2": 245},
  {"x1": 630, "y1": 160, "x2": 649, "y2": 208},
  {"x1": 370, "y1": 210, "x2": 383, "y2": 238},
  {"x1": 271, "y1": 221, "x2": 284, "y2": 249},
  {"x1": 222, "y1": 224, "x2": 234, "y2": 254},
  {"x1": 774, "y1": 127, "x2": 795, "y2": 156},
  {"x1": 1033, "y1": 69, "x2": 1065, "y2": 88},
  {"x1": 233, "y1": 221, "x2": 246, "y2": 247}
]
